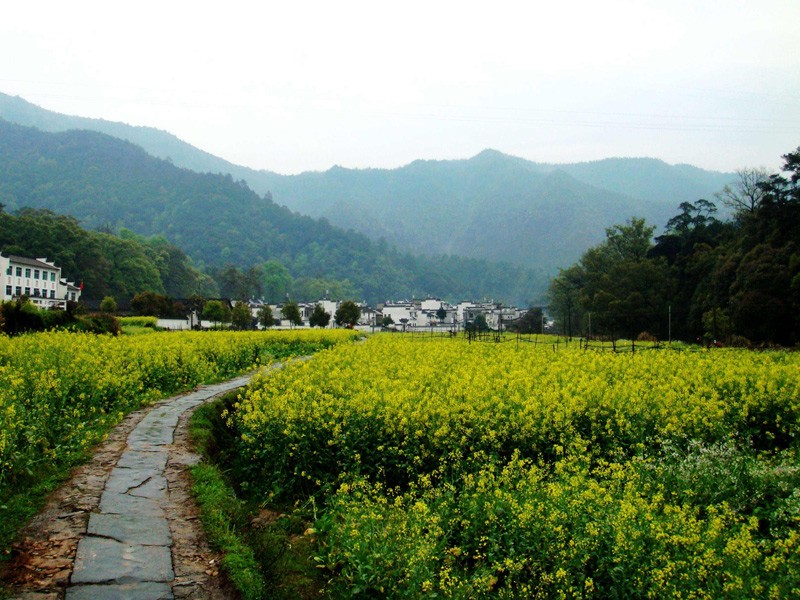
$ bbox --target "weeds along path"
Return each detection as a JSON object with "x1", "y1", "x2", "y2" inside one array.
[{"x1": 2, "y1": 369, "x2": 267, "y2": 600}]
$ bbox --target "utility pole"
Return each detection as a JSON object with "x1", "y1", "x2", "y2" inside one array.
[{"x1": 668, "y1": 305, "x2": 672, "y2": 346}]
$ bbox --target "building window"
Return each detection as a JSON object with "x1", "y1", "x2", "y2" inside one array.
[
  {"x1": 15, "y1": 267, "x2": 21, "y2": 277},
  {"x1": 34, "y1": 269, "x2": 40, "y2": 279},
  {"x1": 5, "y1": 266, "x2": 10, "y2": 276},
  {"x1": 24, "y1": 287, "x2": 31, "y2": 296},
  {"x1": 15, "y1": 286, "x2": 21, "y2": 296},
  {"x1": 33, "y1": 289, "x2": 40, "y2": 297},
  {"x1": 25, "y1": 268, "x2": 31, "y2": 278},
  {"x1": 5, "y1": 285, "x2": 10, "y2": 295},
  {"x1": 50, "y1": 272, "x2": 56, "y2": 282},
  {"x1": 50, "y1": 290, "x2": 55, "y2": 299}
]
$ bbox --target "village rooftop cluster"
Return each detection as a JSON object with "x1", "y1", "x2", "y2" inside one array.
[
  {"x1": 3, "y1": 253, "x2": 525, "y2": 331},
  {"x1": 161, "y1": 297, "x2": 526, "y2": 332}
]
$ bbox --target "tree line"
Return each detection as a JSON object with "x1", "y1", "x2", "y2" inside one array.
[
  {"x1": 0, "y1": 208, "x2": 215, "y2": 306},
  {"x1": 163, "y1": 297, "x2": 360, "y2": 331},
  {"x1": 548, "y1": 147, "x2": 800, "y2": 346}
]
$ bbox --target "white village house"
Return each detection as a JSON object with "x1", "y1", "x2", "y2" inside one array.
[
  {"x1": 381, "y1": 298, "x2": 457, "y2": 329},
  {"x1": 1, "y1": 254, "x2": 82, "y2": 309},
  {"x1": 251, "y1": 300, "x2": 377, "y2": 329},
  {"x1": 459, "y1": 301, "x2": 522, "y2": 330}
]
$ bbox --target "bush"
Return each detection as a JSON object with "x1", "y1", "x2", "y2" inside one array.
[
  {"x1": 99, "y1": 296, "x2": 117, "y2": 314},
  {"x1": 0, "y1": 299, "x2": 45, "y2": 335},
  {"x1": 729, "y1": 334, "x2": 752, "y2": 348},
  {"x1": 0, "y1": 299, "x2": 118, "y2": 336},
  {"x1": 119, "y1": 316, "x2": 159, "y2": 328},
  {"x1": 77, "y1": 314, "x2": 121, "y2": 335}
]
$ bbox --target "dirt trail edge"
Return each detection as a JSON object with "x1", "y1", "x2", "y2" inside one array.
[{"x1": 2, "y1": 368, "x2": 270, "y2": 600}]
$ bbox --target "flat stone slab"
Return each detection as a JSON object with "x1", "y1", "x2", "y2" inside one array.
[
  {"x1": 105, "y1": 466, "x2": 164, "y2": 492},
  {"x1": 66, "y1": 581, "x2": 173, "y2": 599},
  {"x1": 99, "y1": 491, "x2": 164, "y2": 517},
  {"x1": 117, "y1": 449, "x2": 169, "y2": 471},
  {"x1": 128, "y1": 475, "x2": 168, "y2": 499},
  {"x1": 127, "y1": 425, "x2": 175, "y2": 448},
  {"x1": 104, "y1": 466, "x2": 168, "y2": 499},
  {"x1": 88, "y1": 512, "x2": 171, "y2": 546},
  {"x1": 71, "y1": 537, "x2": 173, "y2": 584}
]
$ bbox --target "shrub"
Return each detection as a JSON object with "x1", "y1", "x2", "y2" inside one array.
[{"x1": 119, "y1": 316, "x2": 159, "y2": 328}]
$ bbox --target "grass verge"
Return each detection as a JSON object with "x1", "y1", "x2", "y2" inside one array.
[
  {"x1": 189, "y1": 398, "x2": 326, "y2": 600},
  {"x1": 190, "y1": 462, "x2": 266, "y2": 600}
]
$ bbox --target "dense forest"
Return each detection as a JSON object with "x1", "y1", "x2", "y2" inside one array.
[
  {"x1": 549, "y1": 147, "x2": 800, "y2": 346},
  {"x1": 0, "y1": 119, "x2": 544, "y2": 305},
  {"x1": 0, "y1": 208, "x2": 215, "y2": 306}
]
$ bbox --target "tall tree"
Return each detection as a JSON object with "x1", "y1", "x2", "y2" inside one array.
[
  {"x1": 512, "y1": 307, "x2": 544, "y2": 334},
  {"x1": 549, "y1": 217, "x2": 671, "y2": 339},
  {"x1": 309, "y1": 303, "x2": 331, "y2": 328},
  {"x1": 202, "y1": 300, "x2": 230, "y2": 329},
  {"x1": 257, "y1": 304, "x2": 274, "y2": 329},
  {"x1": 131, "y1": 291, "x2": 173, "y2": 317},
  {"x1": 548, "y1": 266, "x2": 583, "y2": 338},
  {"x1": 334, "y1": 300, "x2": 361, "y2": 327},
  {"x1": 214, "y1": 265, "x2": 249, "y2": 301},
  {"x1": 726, "y1": 148, "x2": 800, "y2": 344},
  {"x1": 715, "y1": 168, "x2": 769, "y2": 217},
  {"x1": 231, "y1": 303, "x2": 253, "y2": 330},
  {"x1": 262, "y1": 260, "x2": 293, "y2": 303},
  {"x1": 281, "y1": 301, "x2": 302, "y2": 327},
  {"x1": 436, "y1": 304, "x2": 447, "y2": 322}
]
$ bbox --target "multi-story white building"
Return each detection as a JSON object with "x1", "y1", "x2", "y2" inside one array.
[{"x1": 1, "y1": 254, "x2": 82, "y2": 309}]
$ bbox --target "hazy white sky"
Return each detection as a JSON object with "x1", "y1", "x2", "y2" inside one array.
[{"x1": 2, "y1": 1, "x2": 798, "y2": 174}]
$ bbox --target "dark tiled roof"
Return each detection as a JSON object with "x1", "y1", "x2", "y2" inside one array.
[{"x1": 3, "y1": 254, "x2": 59, "y2": 270}]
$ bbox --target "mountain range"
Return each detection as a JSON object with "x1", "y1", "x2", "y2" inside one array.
[
  {"x1": 0, "y1": 118, "x2": 543, "y2": 305},
  {"x1": 0, "y1": 92, "x2": 735, "y2": 296}
]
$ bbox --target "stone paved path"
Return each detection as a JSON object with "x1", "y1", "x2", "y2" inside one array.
[{"x1": 64, "y1": 375, "x2": 252, "y2": 600}]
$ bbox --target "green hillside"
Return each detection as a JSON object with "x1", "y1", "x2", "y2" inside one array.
[
  {"x1": 253, "y1": 151, "x2": 734, "y2": 271},
  {"x1": 0, "y1": 93, "x2": 734, "y2": 274},
  {"x1": 0, "y1": 119, "x2": 543, "y2": 305},
  {"x1": 0, "y1": 92, "x2": 238, "y2": 176}
]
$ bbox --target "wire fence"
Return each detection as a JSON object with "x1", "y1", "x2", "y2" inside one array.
[{"x1": 401, "y1": 326, "x2": 718, "y2": 353}]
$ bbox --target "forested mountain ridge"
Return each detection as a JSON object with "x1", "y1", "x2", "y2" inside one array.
[
  {"x1": 0, "y1": 119, "x2": 543, "y2": 305},
  {"x1": 0, "y1": 93, "x2": 734, "y2": 274},
  {"x1": 0, "y1": 92, "x2": 239, "y2": 176},
  {"x1": 253, "y1": 151, "x2": 734, "y2": 271},
  {"x1": 0, "y1": 208, "x2": 216, "y2": 305}
]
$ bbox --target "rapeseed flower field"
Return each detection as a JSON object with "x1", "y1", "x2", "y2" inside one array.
[
  {"x1": 232, "y1": 335, "x2": 800, "y2": 598},
  {"x1": 0, "y1": 329, "x2": 358, "y2": 498}
]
